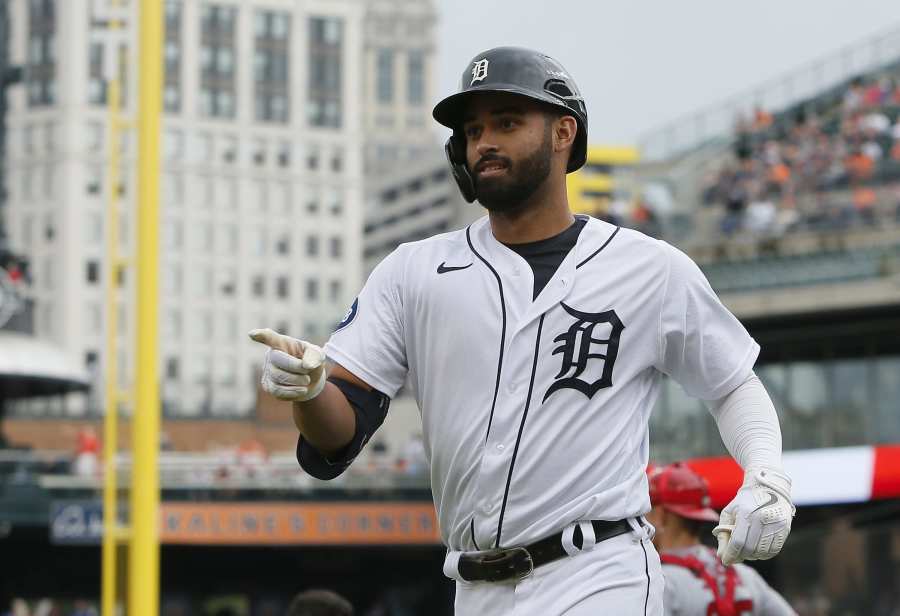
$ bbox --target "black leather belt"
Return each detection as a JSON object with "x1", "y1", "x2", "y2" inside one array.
[{"x1": 458, "y1": 518, "x2": 634, "y2": 583}]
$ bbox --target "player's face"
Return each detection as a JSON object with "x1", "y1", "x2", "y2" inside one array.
[{"x1": 461, "y1": 93, "x2": 554, "y2": 212}]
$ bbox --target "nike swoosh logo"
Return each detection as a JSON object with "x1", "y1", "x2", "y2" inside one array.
[
  {"x1": 751, "y1": 492, "x2": 779, "y2": 513},
  {"x1": 437, "y1": 262, "x2": 473, "y2": 274}
]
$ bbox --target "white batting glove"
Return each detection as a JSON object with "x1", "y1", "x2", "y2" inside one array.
[
  {"x1": 248, "y1": 328, "x2": 326, "y2": 402},
  {"x1": 712, "y1": 466, "x2": 795, "y2": 566}
]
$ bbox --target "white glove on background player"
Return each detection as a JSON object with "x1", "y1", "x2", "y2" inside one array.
[
  {"x1": 713, "y1": 467, "x2": 795, "y2": 566},
  {"x1": 248, "y1": 328, "x2": 326, "y2": 402}
]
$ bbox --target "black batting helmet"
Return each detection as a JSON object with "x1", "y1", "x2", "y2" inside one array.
[{"x1": 433, "y1": 47, "x2": 588, "y2": 203}]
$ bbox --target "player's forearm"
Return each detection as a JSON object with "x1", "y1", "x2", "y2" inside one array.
[
  {"x1": 706, "y1": 372, "x2": 784, "y2": 471},
  {"x1": 292, "y1": 382, "x2": 357, "y2": 457}
]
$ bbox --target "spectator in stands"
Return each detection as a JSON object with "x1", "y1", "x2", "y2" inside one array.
[
  {"x1": 745, "y1": 191, "x2": 777, "y2": 236},
  {"x1": 401, "y1": 432, "x2": 426, "y2": 477},
  {"x1": 285, "y1": 590, "x2": 353, "y2": 616},
  {"x1": 367, "y1": 439, "x2": 390, "y2": 473},
  {"x1": 863, "y1": 78, "x2": 886, "y2": 107},
  {"x1": 69, "y1": 601, "x2": 98, "y2": 616},
  {"x1": 843, "y1": 78, "x2": 865, "y2": 113},
  {"x1": 74, "y1": 427, "x2": 100, "y2": 479},
  {"x1": 853, "y1": 186, "x2": 878, "y2": 226},
  {"x1": 844, "y1": 148, "x2": 875, "y2": 182},
  {"x1": 752, "y1": 105, "x2": 773, "y2": 131}
]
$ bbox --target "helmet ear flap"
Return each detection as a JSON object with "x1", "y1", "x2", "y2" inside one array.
[{"x1": 445, "y1": 133, "x2": 477, "y2": 203}]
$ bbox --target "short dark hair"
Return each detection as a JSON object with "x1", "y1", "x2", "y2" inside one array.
[{"x1": 285, "y1": 590, "x2": 353, "y2": 616}]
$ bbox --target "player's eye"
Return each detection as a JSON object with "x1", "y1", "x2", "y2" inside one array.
[
  {"x1": 464, "y1": 125, "x2": 481, "y2": 139},
  {"x1": 500, "y1": 118, "x2": 517, "y2": 130}
]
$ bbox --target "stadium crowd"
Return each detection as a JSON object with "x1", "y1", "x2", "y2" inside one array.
[{"x1": 702, "y1": 70, "x2": 900, "y2": 238}]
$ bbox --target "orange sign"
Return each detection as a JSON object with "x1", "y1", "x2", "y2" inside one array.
[{"x1": 160, "y1": 502, "x2": 441, "y2": 545}]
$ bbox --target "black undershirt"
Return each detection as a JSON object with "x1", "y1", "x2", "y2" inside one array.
[{"x1": 502, "y1": 216, "x2": 588, "y2": 300}]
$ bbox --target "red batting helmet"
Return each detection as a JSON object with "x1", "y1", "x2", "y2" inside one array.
[{"x1": 648, "y1": 462, "x2": 720, "y2": 523}]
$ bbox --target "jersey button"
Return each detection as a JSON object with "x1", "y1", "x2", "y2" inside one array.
[
  {"x1": 483, "y1": 503, "x2": 494, "y2": 514},
  {"x1": 496, "y1": 443, "x2": 505, "y2": 451},
  {"x1": 508, "y1": 382, "x2": 517, "y2": 393},
  {"x1": 512, "y1": 267, "x2": 520, "y2": 276}
]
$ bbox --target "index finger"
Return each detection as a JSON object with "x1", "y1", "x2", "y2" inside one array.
[{"x1": 248, "y1": 328, "x2": 303, "y2": 357}]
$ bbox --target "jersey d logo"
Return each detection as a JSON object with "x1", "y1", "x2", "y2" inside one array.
[
  {"x1": 543, "y1": 303, "x2": 624, "y2": 402},
  {"x1": 470, "y1": 59, "x2": 489, "y2": 85}
]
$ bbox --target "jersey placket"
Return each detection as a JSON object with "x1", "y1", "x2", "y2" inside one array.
[{"x1": 469, "y1": 229, "x2": 580, "y2": 549}]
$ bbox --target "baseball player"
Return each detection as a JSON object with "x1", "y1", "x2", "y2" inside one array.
[
  {"x1": 647, "y1": 463, "x2": 796, "y2": 615},
  {"x1": 249, "y1": 47, "x2": 795, "y2": 615}
]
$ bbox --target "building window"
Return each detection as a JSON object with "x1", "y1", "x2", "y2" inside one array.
[
  {"x1": 276, "y1": 276, "x2": 289, "y2": 299},
  {"x1": 252, "y1": 181, "x2": 268, "y2": 211},
  {"x1": 164, "y1": 264, "x2": 182, "y2": 295},
  {"x1": 329, "y1": 280, "x2": 341, "y2": 302},
  {"x1": 376, "y1": 49, "x2": 393, "y2": 104},
  {"x1": 252, "y1": 275, "x2": 265, "y2": 297},
  {"x1": 252, "y1": 139, "x2": 266, "y2": 165},
  {"x1": 164, "y1": 129, "x2": 183, "y2": 160},
  {"x1": 273, "y1": 182, "x2": 291, "y2": 215},
  {"x1": 254, "y1": 10, "x2": 290, "y2": 123},
  {"x1": 163, "y1": 220, "x2": 183, "y2": 250},
  {"x1": 276, "y1": 234, "x2": 290, "y2": 255},
  {"x1": 87, "y1": 122, "x2": 103, "y2": 151},
  {"x1": 27, "y1": 0, "x2": 56, "y2": 107},
  {"x1": 164, "y1": 1, "x2": 182, "y2": 113},
  {"x1": 331, "y1": 150, "x2": 343, "y2": 172},
  {"x1": 223, "y1": 224, "x2": 238, "y2": 252},
  {"x1": 221, "y1": 135, "x2": 237, "y2": 163},
  {"x1": 277, "y1": 142, "x2": 291, "y2": 167},
  {"x1": 306, "y1": 235, "x2": 319, "y2": 257},
  {"x1": 86, "y1": 166, "x2": 102, "y2": 195},
  {"x1": 306, "y1": 278, "x2": 319, "y2": 301},
  {"x1": 329, "y1": 236, "x2": 342, "y2": 259},
  {"x1": 200, "y1": 4, "x2": 238, "y2": 118},
  {"x1": 307, "y1": 17, "x2": 342, "y2": 128},
  {"x1": 86, "y1": 260, "x2": 100, "y2": 283},
  {"x1": 219, "y1": 269, "x2": 236, "y2": 296},
  {"x1": 252, "y1": 228, "x2": 266, "y2": 256},
  {"x1": 165, "y1": 357, "x2": 180, "y2": 380},
  {"x1": 87, "y1": 40, "x2": 127, "y2": 107},
  {"x1": 407, "y1": 50, "x2": 425, "y2": 105},
  {"x1": 306, "y1": 147, "x2": 319, "y2": 170},
  {"x1": 165, "y1": 310, "x2": 182, "y2": 338},
  {"x1": 199, "y1": 222, "x2": 213, "y2": 252}
]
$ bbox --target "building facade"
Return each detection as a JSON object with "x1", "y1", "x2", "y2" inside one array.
[{"x1": 3, "y1": 0, "x2": 438, "y2": 418}]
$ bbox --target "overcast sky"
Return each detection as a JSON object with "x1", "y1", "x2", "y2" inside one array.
[{"x1": 435, "y1": 1, "x2": 900, "y2": 146}]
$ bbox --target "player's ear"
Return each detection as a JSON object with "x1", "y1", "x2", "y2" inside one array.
[{"x1": 553, "y1": 114, "x2": 577, "y2": 155}]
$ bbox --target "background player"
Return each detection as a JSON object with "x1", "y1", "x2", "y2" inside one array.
[
  {"x1": 250, "y1": 46, "x2": 795, "y2": 614},
  {"x1": 647, "y1": 463, "x2": 796, "y2": 615}
]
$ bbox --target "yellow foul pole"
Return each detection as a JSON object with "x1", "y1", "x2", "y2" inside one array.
[
  {"x1": 128, "y1": 1, "x2": 162, "y2": 614},
  {"x1": 101, "y1": 74, "x2": 121, "y2": 616}
]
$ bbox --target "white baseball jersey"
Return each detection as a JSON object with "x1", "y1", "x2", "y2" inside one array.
[
  {"x1": 325, "y1": 215, "x2": 758, "y2": 551},
  {"x1": 661, "y1": 545, "x2": 797, "y2": 615}
]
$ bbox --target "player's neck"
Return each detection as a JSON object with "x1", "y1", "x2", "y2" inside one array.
[{"x1": 487, "y1": 181, "x2": 574, "y2": 244}]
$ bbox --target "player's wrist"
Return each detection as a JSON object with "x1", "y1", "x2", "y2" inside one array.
[{"x1": 743, "y1": 466, "x2": 792, "y2": 501}]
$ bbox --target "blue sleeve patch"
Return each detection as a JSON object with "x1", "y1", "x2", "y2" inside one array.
[{"x1": 334, "y1": 297, "x2": 358, "y2": 332}]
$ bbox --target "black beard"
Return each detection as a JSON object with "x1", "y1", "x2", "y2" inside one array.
[{"x1": 473, "y1": 128, "x2": 552, "y2": 213}]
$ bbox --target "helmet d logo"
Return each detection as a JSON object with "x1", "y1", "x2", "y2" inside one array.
[{"x1": 470, "y1": 59, "x2": 489, "y2": 85}]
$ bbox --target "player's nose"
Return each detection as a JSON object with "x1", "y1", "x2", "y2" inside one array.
[{"x1": 475, "y1": 141, "x2": 499, "y2": 157}]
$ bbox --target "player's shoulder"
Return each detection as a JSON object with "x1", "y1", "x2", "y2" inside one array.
[
  {"x1": 368, "y1": 222, "x2": 477, "y2": 279},
  {"x1": 578, "y1": 216, "x2": 673, "y2": 271}
]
